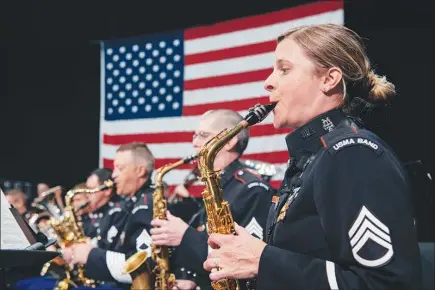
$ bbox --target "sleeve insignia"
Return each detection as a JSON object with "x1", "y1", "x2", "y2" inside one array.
[
  {"x1": 107, "y1": 225, "x2": 119, "y2": 243},
  {"x1": 348, "y1": 206, "x2": 394, "y2": 267},
  {"x1": 328, "y1": 137, "x2": 383, "y2": 156},
  {"x1": 245, "y1": 217, "x2": 263, "y2": 240}
]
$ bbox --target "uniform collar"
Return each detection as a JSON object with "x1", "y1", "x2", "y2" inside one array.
[
  {"x1": 220, "y1": 159, "x2": 244, "y2": 187},
  {"x1": 285, "y1": 109, "x2": 347, "y2": 160},
  {"x1": 125, "y1": 177, "x2": 152, "y2": 204}
]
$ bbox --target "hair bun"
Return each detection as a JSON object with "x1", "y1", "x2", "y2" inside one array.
[{"x1": 367, "y1": 71, "x2": 396, "y2": 103}]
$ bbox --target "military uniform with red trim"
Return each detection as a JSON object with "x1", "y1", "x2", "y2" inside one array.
[
  {"x1": 84, "y1": 195, "x2": 124, "y2": 251},
  {"x1": 84, "y1": 180, "x2": 154, "y2": 288},
  {"x1": 251, "y1": 109, "x2": 421, "y2": 290},
  {"x1": 171, "y1": 159, "x2": 274, "y2": 290}
]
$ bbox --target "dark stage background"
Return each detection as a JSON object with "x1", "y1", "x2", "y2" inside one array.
[{"x1": 1, "y1": 1, "x2": 434, "y2": 238}]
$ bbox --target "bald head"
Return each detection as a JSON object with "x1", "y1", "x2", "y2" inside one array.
[{"x1": 200, "y1": 109, "x2": 249, "y2": 155}]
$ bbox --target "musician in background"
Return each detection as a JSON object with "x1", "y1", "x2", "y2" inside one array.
[
  {"x1": 151, "y1": 109, "x2": 275, "y2": 289},
  {"x1": 68, "y1": 142, "x2": 155, "y2": 288},
  {"x1": 84, "y1": 167, "x2": 124, "y2": 250},
  {"x1": 70, "y1": 183, "x2": 92, "y2": 217},
  {"x1": 5, "y1": 189, "x2": 32, "y2": 221},
  {"x1": 59, "y1": 183, "x2": 93, "y2": 266},
  {"x1": 37, "y1": 183, "x2": 50, "y2": 197}
]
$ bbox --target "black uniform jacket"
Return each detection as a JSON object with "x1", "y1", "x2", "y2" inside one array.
[
  {"x1": 85, "y1": 179, "x2": 154, "y2": 286},
  {"x1": 256, "y1": 109, "x2": 421, "y2": 290},
  {"x1": 172, "y1": 159, "x2": 275, "y2": 289},
  {"x1": 83, "y1": 195, "x2": 124, "y2": 251}
]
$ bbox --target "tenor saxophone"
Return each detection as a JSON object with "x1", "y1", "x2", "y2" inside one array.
[
  {"x1": 46, "y1": 180, "x2": 114, "y2": 290},
  {"x1": 197, "y1": 103, "x2": 276, "y2": 290},
  {"x1": 123, "y1": 153, "x2": 198, "y2": 290}
]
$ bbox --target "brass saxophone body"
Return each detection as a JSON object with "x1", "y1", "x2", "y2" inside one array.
[
  {"x1": 153, "y1": 153, "x2": 198, "y2": 290},
  {"x1": 197, "y1": 103, "x2": 276, "y2": 290},
  {"x1": 45, "y1": 180, "x2": 114, "y2": 289},
  {"x1": 123, "y1": 154, "x2": 198, "y2": 290}
]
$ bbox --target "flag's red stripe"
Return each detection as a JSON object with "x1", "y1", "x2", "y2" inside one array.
[
  {"x1": 184, "y1": 1, "x2": 343, "y2": 40},
  {"x1": 184, "y1": 68, "x2": 271, "y2": 90},
  {"x1": 177, "y1": 185, "x2": 205, "y2": 198},
  {"x1": 185, "y1": 40, "x2": 276, "y2": 65},
  {"x1": 183, "y1": 96, "x2": 270, "y2": 116},
  {"x1": 104, "y1": 131, "x2": 192, "y2": 145},
  {"x1": 103, "y1": 150, "x2": 288, "y2": 171},
  {"x1": 153, "y1": 150, "x2": 289, "y2": 169},
  {"x1": 103, "y1": 123, "x2": 291, "y2": 145}
]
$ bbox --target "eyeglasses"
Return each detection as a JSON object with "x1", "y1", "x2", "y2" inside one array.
[{"x1": 192, "y1": 131, "x2": 214, "y2": 140}]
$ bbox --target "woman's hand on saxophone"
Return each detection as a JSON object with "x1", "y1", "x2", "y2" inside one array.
[
  {"x1": 203, "y1": 223, "x2": 267, "y2": 280},
  {"x1": 150, "y1": 211, "x2": 189, "y2": 246}
]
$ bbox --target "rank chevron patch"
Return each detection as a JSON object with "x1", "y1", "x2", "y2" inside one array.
[
  {"x1": 136, "y1": 229, "x2": 152, "y2": 252},
  {"x1": 348, "y1": 206, "x2": 394, "y2": 267},
  {"x1": 245, "y1": 217, "x2": 263, "y2": 240},
  {"x1": 107, "y1": 225, "x2": 118, "y2": 243}
]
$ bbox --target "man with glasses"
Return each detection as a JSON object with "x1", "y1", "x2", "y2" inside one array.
[{"x1": 151, "y1": 109, "x2": 274, "y2": 290}]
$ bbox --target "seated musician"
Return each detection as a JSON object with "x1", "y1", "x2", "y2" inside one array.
[
  {"x1": 83, "y1": 168, "x2": 124, "y2": 250},
  {"x1": 68, "y1": 143, "x2": 156, "y2": 289},
  {"x1": 5, "y1": 188, "x2": 33, "y2": 222},
  {"x1": 150, "y1": 109, "x2": 275, "y2": 290}
]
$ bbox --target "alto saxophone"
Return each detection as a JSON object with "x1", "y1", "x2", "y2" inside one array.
[
  {"x1": 46, "y1": 180, "x2": 114, "y2": 290},
  {"x1": 197, "y1": 103, "x2": 276, "y2": 290},
  {"x1": 123, "y1": 153, "x2": 198, "y2": 290}
]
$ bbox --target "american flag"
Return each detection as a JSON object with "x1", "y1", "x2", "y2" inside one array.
[{"x1": 99, "y1": 1, "x2": 344, "y2": 196}]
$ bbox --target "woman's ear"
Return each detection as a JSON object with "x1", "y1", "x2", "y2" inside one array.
[{"x1": 321, "y1": 67, "x2": 343, "y2": 94}]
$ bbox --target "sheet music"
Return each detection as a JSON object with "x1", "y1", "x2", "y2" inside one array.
[{"x1": 0, "y1": 188, "x2": 31, "y2": 249}]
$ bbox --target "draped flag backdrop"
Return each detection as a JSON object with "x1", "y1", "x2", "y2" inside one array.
[{"x1": 99, "y1": 1, "x2": 344, "y2": 196}]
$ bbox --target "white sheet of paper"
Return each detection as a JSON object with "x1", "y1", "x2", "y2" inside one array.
[{"x1": 0, "y1": 188, "x2": 31, "y2": 249}]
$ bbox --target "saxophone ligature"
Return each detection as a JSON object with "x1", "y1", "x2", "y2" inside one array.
[
  {"x1": 45, "y1": 180, "x2": 114, "y2": 290},
  {"x1": 123, "y1": 153, "x2": 198, "y2": 290},
  {"x1": 197, "y1": 103, "x2": 276, "y2": 290}
]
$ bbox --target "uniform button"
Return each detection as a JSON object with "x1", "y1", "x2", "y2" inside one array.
[{"x1": 238, "y1": 170, "x2": 243, "y2": 175}]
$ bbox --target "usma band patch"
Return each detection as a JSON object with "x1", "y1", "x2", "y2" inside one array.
[{"x1": 329, "y1": 137, "x2": 383, "y2": 155}]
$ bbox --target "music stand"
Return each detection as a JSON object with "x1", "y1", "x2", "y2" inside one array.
[{"x1": 0, "y1": 206, "x2": 59, "y2": 289}]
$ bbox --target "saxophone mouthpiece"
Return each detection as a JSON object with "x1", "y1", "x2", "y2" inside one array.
[
  {"x1": 77, "y1": 201, "x2": 90, "y2": 211},
  {"x1": 99, "y1": 179, "x2": 114, "y2": 191},
  {"x1": 183, "y1": 153, "x2": 199, "y2": 164},
  {"x1": 244, "y1": 103, "x2": 277, "y2": 126}
]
